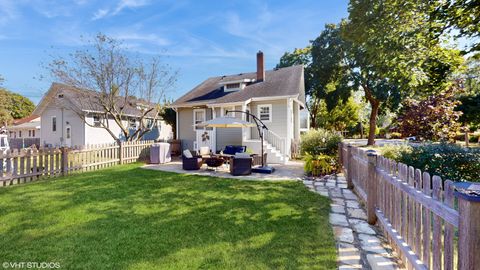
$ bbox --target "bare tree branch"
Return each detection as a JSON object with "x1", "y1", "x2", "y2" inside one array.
[{"x1": 47, "y1": 33, "x2": 177, "y2": 142}]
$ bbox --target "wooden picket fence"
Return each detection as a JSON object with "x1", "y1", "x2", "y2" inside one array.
[
  {"x1": 339, "y1": 142, "x2": 480, "y2": 270},
  {"x1": 0, "y1": 140, "x2": 154, "y2": 186}
]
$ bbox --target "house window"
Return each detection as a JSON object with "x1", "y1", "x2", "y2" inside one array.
[
  {"x1": 226, "y1": 83, "x2": 240, "y2": 89},
  {"x1": 19, "y1": 131, "x2": 22, "y2": 138},
  {"x1": 66, "y1": 127, "x2": 71, "y2": 139},
  {"x1": 258, "y1": 104, "x2": 272, "y2": 122},
  {"x1": 52, "y1": 117, "x2": 57, "y2": 132},
  {"x1": 28, "y1": 130, "x2": 31, "y2": 137},
  {"x1": 129, "y1": 118, "x2": 137, "y2": 129},
  {"x1": 93, "y1": 115, "x2": 101, "y2": 127},
  {"x1": 193, "y1": 109, "x2": 206, "y2": 129},
  {"x1": 32, "y1": 130, "x2": 35, "y2": 137}
]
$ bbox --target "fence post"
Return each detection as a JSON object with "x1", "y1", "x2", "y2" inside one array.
[
  {"x1": 338, "y1": 142, "x2": 343, "y2": 168},
  {"x1": 61, "y1": 147, "x2": 68, "y2": 176},
  {"x1": 346, "y1": 144, "x2": 353, "y2": 189},
  {"x1": 118, "y1": 141, "x2": 124, "y2": 165},
  {"x1": 366, "y1": 151, "x2": 377, "y2": 224},
  {"x1": 457, "y1": 190, "x2": 480, "y2": 270}
]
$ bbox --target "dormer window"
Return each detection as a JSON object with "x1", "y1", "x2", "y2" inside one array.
[
  {"x1": 226, "y1": 83, "x2": 240, "y2": 90},
  {"x1": 220, "y1": 78, "x2": 254, "y2": 92}
]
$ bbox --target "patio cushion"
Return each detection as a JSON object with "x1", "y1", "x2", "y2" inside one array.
[
  {"x1": 183, "y1": 149, "x2": 193, "y2": 158},
  {"x1": 224, "y1": 145, "x2": 246, "y2": 155},
  {"x1": 234, "y1": 152, "x2": 251, "y2": 159}
]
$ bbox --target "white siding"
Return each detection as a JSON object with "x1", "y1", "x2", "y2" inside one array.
[
  {"x1": 40, "y1": 106, "x2": 85, "y2": 147},
  {"x1": 249, "y1": 99, "x2": 288, "y2": 140}
]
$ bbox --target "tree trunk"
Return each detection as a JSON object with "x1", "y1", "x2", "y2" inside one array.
[{"x1": 367, "y1": 100, "x2": 379, "y2": 146}]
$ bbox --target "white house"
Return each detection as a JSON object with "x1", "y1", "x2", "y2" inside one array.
[
  {"x1": 33, "y1": 83, "x2": 173, "y2": 147},
  {"x1": 7, "y1": 115, "x2": 41, "y2": 139},
  {"x1": 170, "y1": 51, "x2": 308, "y2": 164}
]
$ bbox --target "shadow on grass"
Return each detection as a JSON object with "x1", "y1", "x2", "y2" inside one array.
[{"x1": 0, "y1": 164, "x2": 336, "y2": 270}]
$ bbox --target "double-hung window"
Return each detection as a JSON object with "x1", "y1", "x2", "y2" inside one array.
[{"x1": 257, "y1": 104, "x2": 272, "y2": 122}]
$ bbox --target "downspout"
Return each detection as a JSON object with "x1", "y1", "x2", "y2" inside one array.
[{"x1": 61, "y1": 108, "x2": 64, "y2": 147}]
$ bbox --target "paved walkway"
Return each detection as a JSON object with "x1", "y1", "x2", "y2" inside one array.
[
  {"x1": 303, "y1": 175, "x2": 402, "y2": 270},
  {"x1": 143, "y1": 160, "x2": 305, "y2": 181}
]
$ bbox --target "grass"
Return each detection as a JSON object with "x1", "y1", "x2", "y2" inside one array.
[{"x1": 0, "y1": 164, "x2": 336, "y2": 270}]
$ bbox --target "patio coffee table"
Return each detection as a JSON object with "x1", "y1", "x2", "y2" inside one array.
[{"x1": 204, "y1": 157, "x2": 225, "y2": 171}]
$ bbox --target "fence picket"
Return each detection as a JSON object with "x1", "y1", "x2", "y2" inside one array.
[
  {"x1": 444, "y1": 180, "x2": 454, "y2": 270},
  {"x1": 432, "y1": 176, "x2": 443, "y2": 270}
]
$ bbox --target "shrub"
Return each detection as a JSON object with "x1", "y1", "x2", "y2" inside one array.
[
  {"x1": 389, "y1": 132, "x2": 402, "y2": 139},
  {"x1": 384, "y1": 143, "x2": 480, "y2": 182},
  {"x1": 469, "y1": 133, "x2": 480, "y2": 143},
  {"x1": 300, "y1": 129, "x2": 342, "y2": 156},
  {"x1": 304, "y1": 153, "x2": 338, "y2": 176},
  {"x1": 380, "y1": 144, "x2": 412, "y2": 160}
]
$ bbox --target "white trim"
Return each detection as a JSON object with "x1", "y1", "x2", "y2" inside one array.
[
  {"x1": 221, "y1": 106, "x2": 235, "y2": 117},
  {"x1": 175, "y1": 108, "x2": 179, "y2": 139},
  {"x1": 193, "y1": 108, "x2": 206, "y2": 131},
  {"x1": 218, "y1": 78, "x2": 255, "y2": 85},
  {"x1": 257, "y1": 104, "x2": 272, "y2": 123}
]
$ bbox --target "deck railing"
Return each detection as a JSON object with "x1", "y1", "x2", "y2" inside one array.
[{"x1": 263, "y1": 129, "x2": 287, "y2": 157}]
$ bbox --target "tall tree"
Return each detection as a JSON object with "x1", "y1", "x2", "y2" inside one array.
[
  {"x1": 341, "y1": 0, "x2": 464, "y2": 145},
  {"x1": 436, "y1": 0, "x2": 480, "y2": 53},
  {"x1": 276, "y1": 48, "x2": 325, "y2": 127},
  {"x1": 48, "y1": 33, "x2": 177, "y2": 142}
]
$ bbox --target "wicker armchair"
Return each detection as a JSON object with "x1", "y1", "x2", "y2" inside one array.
[
  {"x1": 229, "y1": 156, "x2": 253, "y2": 176},
  {"x1": 182, "y1": 151, "x2": 203, "y2": 170}
]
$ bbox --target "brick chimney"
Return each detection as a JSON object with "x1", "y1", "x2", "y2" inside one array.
[{"x1": 256, "y1": 50, "x2": 265, "y2": 82}]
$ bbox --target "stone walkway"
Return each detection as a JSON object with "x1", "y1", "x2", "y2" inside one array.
[{"x1": 303, "y1": 175, "x2": 402, "y2": 270}]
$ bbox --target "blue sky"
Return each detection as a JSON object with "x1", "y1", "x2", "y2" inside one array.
[{"x1": 0, "y1": 0, "x2": 348, "y2": 104}]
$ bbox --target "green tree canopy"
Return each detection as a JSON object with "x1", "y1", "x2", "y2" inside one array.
[{"x1": 0, "y1": 88, "x2": 35, "y2": 126}]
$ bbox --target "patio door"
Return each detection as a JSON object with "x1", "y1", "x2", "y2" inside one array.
[{"x1": 195, "y1": 129, "x2": 216, "y2": 153}]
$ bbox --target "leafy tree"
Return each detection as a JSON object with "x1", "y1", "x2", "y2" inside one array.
[
  {"x1": 457, "y1": 93, "x2": 480, "y2": 130},
  {"x1": 396, "y1": 88, "x2": 462, "y2": 142},
  {"x1": 436, "y1": 0, "x2": 480, "y2": 53},
  {"x1": 0, "y1": 88, "x2": 35, "y2": 126},
  {"x1": 276, "y1": 48, "x2": 326, "y2": 128},
  {"x1": 159, "y1": 99, "x2": 177, "y2": 139},
  {"x1": 316, "y1": 96, "x2": 360, "y2": 132},
  {"x1": 339, "y1": 0, "x2": 464, "y2": 145},
  {"x1": 47, "y1": 33, "x2": 177, "y2": 142}
]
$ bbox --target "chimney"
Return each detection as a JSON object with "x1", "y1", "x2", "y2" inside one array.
[{"x1": 256, "y1": 50, "x2": 265, "y2": 82}]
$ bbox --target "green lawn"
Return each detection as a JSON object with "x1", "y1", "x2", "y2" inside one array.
[{"x1": 0, "y1": 164, "x2": 336, "y2": 270}]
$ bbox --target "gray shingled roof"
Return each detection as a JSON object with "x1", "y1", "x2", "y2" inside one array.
[
  {"x1": 33, "y1": 83, "x2": 160, "y2": 118},
  {"x1": 172, "y1": 65, "x2": 305, "y2": 107}
]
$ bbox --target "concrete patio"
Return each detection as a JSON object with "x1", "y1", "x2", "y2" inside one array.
[{"x1": 142, "y1": 159, "x2": 305, "y2": 181}]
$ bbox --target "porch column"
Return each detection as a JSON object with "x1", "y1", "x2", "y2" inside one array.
[{"x1": 241, "y1": 104, "x2": 247, "y2": 142}]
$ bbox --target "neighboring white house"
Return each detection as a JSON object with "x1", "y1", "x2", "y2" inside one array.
[
  {"x1": 33, "y1": 83, "x2": 173, "y2": 147},
  {"x1": 170, "y1": 51, "x2": 308, "y2": 164},
  {"x1": 7, "y1": 115, "x2": 41, "y2": 139}
]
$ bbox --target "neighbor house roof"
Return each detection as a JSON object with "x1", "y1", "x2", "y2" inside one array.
[
  {"x1": 33, "y1": 83, "x2": 160, "y2": 118},
  {"x1": 12, "y1": 115, "x2": 40, "y2": 125},
  {"x1": 171, "y1": 65, "x2": 305, "y2": 107}
]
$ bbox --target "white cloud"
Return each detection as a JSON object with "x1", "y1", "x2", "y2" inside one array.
[
  {"x1": 92, "y1": 8, "x2": 109, "y2": 20},
  {"x1": 92, "y1": 0, "x2": 149, "y2": 20}
]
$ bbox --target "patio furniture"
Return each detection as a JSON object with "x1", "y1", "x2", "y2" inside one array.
[
  {"x1": 204, "y1": 157, "x2": 225, "y2": 171},
  {"x1": 182, "y1": 150, "x2": 203, "y2": 170},
  {"x1": 150, "y1": 143, "x2": 171, "y2": 164},
  {"x1": 230, "y1": 153, "x2": 253, "y2": 176},
  {"x1": 198, "y1": 146, "x2": 212, "y2": 158},
  {"x1": 222, "y1": 145, "x2": 247, "y2": 155}
]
